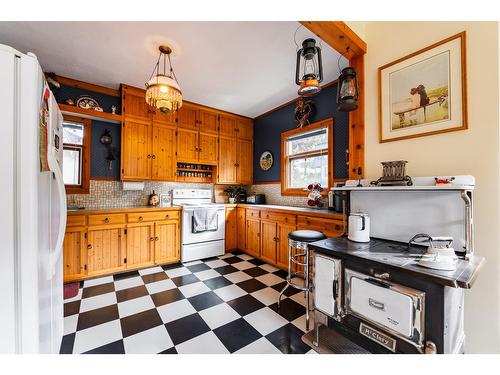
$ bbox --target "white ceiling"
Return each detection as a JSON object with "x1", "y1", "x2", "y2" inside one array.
[{"x1": 0, "y1": 22, "x2": 347, "y2": 118}]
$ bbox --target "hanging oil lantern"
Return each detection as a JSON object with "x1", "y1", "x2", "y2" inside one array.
[{"x1": 295, "y1": 38, "x2": 323, "y2": 96}]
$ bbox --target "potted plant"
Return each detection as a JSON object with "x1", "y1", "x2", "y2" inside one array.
[{"x1": 223, "y1": 186, "x2": 242, "y2": 204}]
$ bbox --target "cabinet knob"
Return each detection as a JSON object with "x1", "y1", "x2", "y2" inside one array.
[
  {"x1": 150, "y1": 237, "x2": 155, "y2": 241},
  {"x1": 138, "y1": 216, "x2": 143, "y2": 222},
  {"x1": 155, "y1": 236, "x2": 159, "y2": 241},
  {"x1": 103, "y1": 218, "x2": 109, "y2": 224},
  {"x1": 165, "y1": 214, "x2": 170, "y2": 219},
  {"x1": 284, "y1": 217, "x2": 288, "y2": 222},
  {"x1": 87, "y1": 244, "x2": 92, "y2": 250},
  {"x1": 152, "y1": 155, "x2": 156, "y2": 159},
  {"x1": 147, "y1": 154, "x2": 151, "y2": 159}
]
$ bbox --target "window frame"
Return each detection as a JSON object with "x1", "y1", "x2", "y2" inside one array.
[
  {"x1": 280, "y1": 118, "x2": 334, "y2": 196},
  {"x1": 62, "y1": 115, "x2": 91, "y2": 194}
]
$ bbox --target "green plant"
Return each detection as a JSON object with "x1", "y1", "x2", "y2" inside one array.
[{"x1": 223, "y1": 186, "x2": 245, "y2": 198}]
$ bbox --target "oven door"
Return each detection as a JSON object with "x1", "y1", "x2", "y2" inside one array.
[
  {"x1": 182, "y1": 208, "x2": 225, "y2": 245},
  {"x1": 313, "y1": 254, "x2": 342, "y2": 320},
  {"x1": 344, "y1": 268, "x2": 425, "y2": 351}
]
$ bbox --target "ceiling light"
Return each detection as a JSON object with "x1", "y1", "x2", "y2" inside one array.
[{"x1": 145, "y1": 45, "x2": 182, "y2": 113}]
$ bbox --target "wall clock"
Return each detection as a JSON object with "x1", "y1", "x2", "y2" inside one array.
[{"x1": 259, "y1": 151, "x2": 273, "y2": 171}]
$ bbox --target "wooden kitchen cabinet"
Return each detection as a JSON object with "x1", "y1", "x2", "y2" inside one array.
[
  {"x1": 219, "y1": 115, "x2": 237, "y2": 137},
  {"x1": 198, "y1": 131, "x2": 218, "y2": 164},
  {"x1": 276, "y1": 223, "x2": 296, "y2": 269},
  {"x1": 236, "y1": 118, "x2": 253, "y2": 140},
  {"x1": 151, "y1": 122, "x2": 176, "y2": 181},
  {"x1": 121, "y1": 118, "x2": 152, "y2": 180},
  {"x1": 236, "y1": 139, "x2": 253, "y2": 184},
  {"x1": 86, "y1": 226, "x2": 126, "y2": 276},
  {"x1": 218, "y1": 135, "x2": 237, "y2": 183},
  {"x1": 236, "y1": 207, "x2": 246, "y2": 250},
  {"x1": 225, "y1": 207, "x2": 237, "y2": 251},
  {"x1": 177, "y1": 103, "x2": 199, "y2": 130},
  {"x1": 198, "y1": 108, "x2": 219, "y2": 134},
  {"x1": 122, "y1": 85, "x2": 151, "y2": 121},
  {"x1": 245, "y1": 217, "x2": 261, "y2": 258},
  {"x1": 177, "y1": 128, "x2": 199, "y2": 163},
  {"x1": 63, "y1": 227, "x2": 87, "y2": 282},
  {"x1": 125, "y1": 223, "x2": 155, "y2": 269},
  {"x1": 154, "y1": 221, "x2": 179, "y2": 264},
  {"x1": 260, "y1": 220, "x2": 277, "y2": 264}
]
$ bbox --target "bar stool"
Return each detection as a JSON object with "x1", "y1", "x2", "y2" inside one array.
[{"x1": 277, "y1": 230, "x2": 326, "y2": 331}]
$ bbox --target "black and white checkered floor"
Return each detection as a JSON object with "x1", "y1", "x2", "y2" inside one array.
[{"x1": 61, "y1": 250, "x2": 317, "y2": 354}]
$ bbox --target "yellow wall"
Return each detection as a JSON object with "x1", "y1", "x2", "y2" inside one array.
[{"x1": 361, "y1": 21, "x2": 500, "y2": 353}]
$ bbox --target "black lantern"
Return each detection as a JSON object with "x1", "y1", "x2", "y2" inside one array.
[
  {"x1": 295, "y1": 38, "x2": 323, "y2": 96},
  {"x1": 337, "y1": 66, "x2": 359, "y2": 112}
]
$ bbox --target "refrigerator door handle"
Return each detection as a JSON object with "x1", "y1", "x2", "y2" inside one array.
[{"x1": 47, "y1": 152, "x2": 67, "y2": 280}]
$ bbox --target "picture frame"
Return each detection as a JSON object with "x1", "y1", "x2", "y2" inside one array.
[
  {"x1": 378, "y1": 32, "x2": 467, "y2": 143},
  {"x1": 259, "y1": 151, "x2": 273, "y2": 171},
  {"x1": 159, "y1": 193, "x2": 172, "y2": 207}
]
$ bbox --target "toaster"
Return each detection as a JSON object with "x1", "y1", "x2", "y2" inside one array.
[{"x1": 246, "y1": 194, "x2": 266, "y2": 204}]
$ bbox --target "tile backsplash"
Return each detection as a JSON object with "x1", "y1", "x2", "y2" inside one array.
[
  {"x1": 248, "y1": 183, "x2": 309, "y2": 208},
  {"x1": 67, "y1": 180, "x2": 310, "y2": 209},
  {"x1": 67, "y1": 180, "x2": 213, "y2": 209}
]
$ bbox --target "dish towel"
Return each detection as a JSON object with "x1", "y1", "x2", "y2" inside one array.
[
  {"x1": 192, "y1": 209, "x2": 207, "y2": 233},
  {"x1": 206, "y1": 209, "x2": 219, "y2": 231}
]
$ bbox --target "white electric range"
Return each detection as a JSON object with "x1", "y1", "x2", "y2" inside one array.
[{"x1": 172, "y1": 189, "x2": 226, "y2": 263}]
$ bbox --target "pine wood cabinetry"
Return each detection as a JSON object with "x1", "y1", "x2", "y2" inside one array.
[
  {"x1": 63, "y1": 208, "x2": 181, "y2": 282},
  {"x1": 225, "y1": 207, "x2": 237, "y2": 251},
  {"x1": 231, "y1": 206, "x2": 344, "y2": 271},
  {"x1": 217, "y1": 115, "x2": 254, "y2": 184},
  {"x1": 121, "y1": 84, "x2": 253, "y2": 184}
]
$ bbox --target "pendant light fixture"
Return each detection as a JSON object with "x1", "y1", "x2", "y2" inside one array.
[
  {"x1": 295, "y1": 38, "x2": 323, "y2": 96},
  {"x1": 337, "y1": 47, "x2": 359, "y2": 112},
  {"x1": 145, "y1": 45, "x2": 182, "y2": 113}
]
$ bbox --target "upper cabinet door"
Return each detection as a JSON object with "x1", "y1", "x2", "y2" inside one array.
[
  {"x1": 151, "y1": 107, "x2": 177, "y2": 126},
  {"x1": 121, "y1": 118, "x2": 152, "y2": 180},
  {"x1": 198, "y1": 108, "x2": 219, "y2": 134},
  {"x1": 177, "y1": 128, "x2": 199, "y2": 163},
  {"x1": 236, "y1": 139, "x2": 253, "y2": 185},
  {"x1": 152, "y1": 122, "x2": 176, "y2": 181},
  {"x1": 177, "y1": 103, "x2": 199, "y2": 130},
  {"x1": 219, "y1": 115, "x2": 237, "y2": 138},
  {"x1": 236, "y1": 118, "x2": 253, "y2": 140},
  {"x1": 122, "y1": 85, "x2": 151, "y2": 121},
  {"x1": 198, "y1": 132, "x2": 218, "y2": 165},
  {"x1": 217, "y1": 135, "x2": 237, "y2": 183}
]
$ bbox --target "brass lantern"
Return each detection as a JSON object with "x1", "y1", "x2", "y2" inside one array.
[
  {"x1": 145, "y1": 45, "x2": 183, "y2": 113},
  {"x1": 295, "y1": 38, "x2": 323, "y2": 96},
  {"x1": 337, "y1": 66, "x2": 359, "y2": 112}
]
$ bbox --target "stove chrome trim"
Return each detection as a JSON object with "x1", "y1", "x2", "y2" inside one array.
[{"x1": 344, "y1": 268, "x2": 425, "y2": 353}]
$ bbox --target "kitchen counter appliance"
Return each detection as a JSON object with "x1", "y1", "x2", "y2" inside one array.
[
  {"x1": 348, "y1": 212, "x2": 370, "y2": 242},
  {"x1": 172, "y1": 189, "x2": 225, "y2": 262},
  {"x1": 246, "y1": 193, "x2": 266, "y2": 204}
]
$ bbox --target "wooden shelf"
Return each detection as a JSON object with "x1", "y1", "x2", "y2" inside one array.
[
  {"x1": 58, "y1": 103, "x2": 122, "y2": 124},
  {"x1": 177, "y1": 167, "x2": 214, "y2": 173},
  {"x1": 176, "y1": 176, "x2": 214, "y2": 183}
]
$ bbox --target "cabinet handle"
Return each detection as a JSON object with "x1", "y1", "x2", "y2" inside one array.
[
  {"x1": 276, "y1": 237, "x2": 280, "y2": 242},
  {"x1": 103, "y1": 218, "x2": 109, "y2": 224},
  {"x1": 155, "y1": 236, "x2": 159, "y2": 241},
  {"x1": 284, "y1": 217, "x2": 288, "y2": 222},
  {"x1": 147, "y1": 154, "x2": 151, "y2": 159},
  {"x1": 335, "y1": 225, "x2": 340, "y2": 230},
  {"x1": 165, "y1": 214, "x2": 170, "y2": 219},
  {"x1": 198, "y1": 148, "x2": 202, "y2": 152},
  {"x1": 150, "y1": 237, "x2": 155, "y2": 241},
  {"x1": 87, "y1": 244, "x2": 92, "y2": 250},
  {"x1": 152, "y1": 155, "x2": 156, "y2": 159},
  {"x1": 306, "y1": 220, "x2": 311, "y2": 225},
  {"x1": 138, "y1": 216, "x2": 143, "y2": 222}
]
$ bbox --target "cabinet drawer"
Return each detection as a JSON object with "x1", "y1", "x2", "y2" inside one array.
[
  {"x1": 128, "y1": 210, "x2": 179, "y2": 223},
  {"x1": 261, "y1": 211, "x2": 296, "y2": 225},
  {"x1": 297, "y1": 215, "x2": 343, "y2": 234},
  {"x1": 88, "y1": 214, "x2": 126, "y2": 226},
  {"x1": 246, "y1": 209, "x2": 260, "y2": 219},
  {"x1": 67, "y1": 215, "x2": 86, "y2": 227}
]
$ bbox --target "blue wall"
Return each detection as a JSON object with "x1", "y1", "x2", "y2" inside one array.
[
  {"x1": 54, "y1": 84, "x2": 121, "y2": 115},
  {"x1": 253, "y1": 83, "x2": 349, "y2": 182},
  {"x1": 90, "y1": 121, "x2": 121, "y2": 179}
]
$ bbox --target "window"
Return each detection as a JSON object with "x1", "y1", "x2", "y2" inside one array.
[
  {"x1": 62, "y1": 115, "x2": 91, "y2": 194},
  {"x1": 281, "y1": 118, "x2": 333, "y2": 195}
]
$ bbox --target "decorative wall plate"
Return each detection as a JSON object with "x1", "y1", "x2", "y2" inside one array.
[
  {"x1": 75, "y1": 95, "x2": 100, "y2": 110},
  {"x1": 259, "y1": 151, "x2": 273, "y2": 171}
]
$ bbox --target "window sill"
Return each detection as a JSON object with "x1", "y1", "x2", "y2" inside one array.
[{"x1": 66, "y1": 186, "x2": 90, "y2": 195}]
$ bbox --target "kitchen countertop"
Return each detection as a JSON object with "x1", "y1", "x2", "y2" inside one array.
[
  {"x1": 226, "y1": 203, "x2": 344, "y2": 220},
  {"x1": 309, "y1": 236, "x2": 485, "y2": 289},
  {"x1": 67, "y1": 206, "x2": 182, "y2": 215}
]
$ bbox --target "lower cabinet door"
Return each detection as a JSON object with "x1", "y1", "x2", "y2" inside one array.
[
  {"x1": 87, "y1": 227, "x2": 126, "y2": 276},
  {"x1": 260, "y1": 221, "x2": 277, "y2": 264},
  {"x1": 126, "y1": 223, "x2": 155, "y2": 269},
  {"x1": 63, "y1": 228, "x2": 87, "y2": 282},
  {"x1": 245, "y1": 218, "x2": 260, "y2": 257},
  {"x1": 276, "y1": 223, "x2": 296, "y2": 270},
  {"x1": 237, "y1": 207, "x2": 246, "y2": 250},
  {"x1": 225, "y1": 208, "x2": 237, "y2": 251},
  {"x1": 154, "y1": 221, "x2": 180, "y2": 264}
]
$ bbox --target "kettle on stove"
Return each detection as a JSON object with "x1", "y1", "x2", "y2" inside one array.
[{"x1": 348, "y1": 212, "x2": 370, "y2": 242}]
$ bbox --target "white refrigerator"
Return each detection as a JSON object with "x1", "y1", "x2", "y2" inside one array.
[{"x1": 0, "y1": 44, "x2": 67, "y2": 353}]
